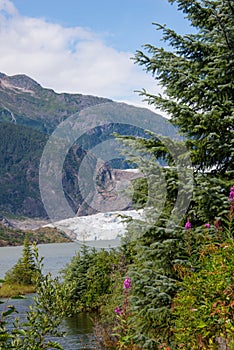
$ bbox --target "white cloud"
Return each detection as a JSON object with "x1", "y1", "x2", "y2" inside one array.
[
  {"x1": 0, "y1": 0, "x2": 165, "y2": 115},
  {"x1": 0, "y1": 0, "x2": 17, "y2": 15}
]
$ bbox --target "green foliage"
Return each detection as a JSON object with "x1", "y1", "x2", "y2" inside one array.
[
  {"x1": 4, "y1": 236, "x2": 37, "y2": 286},
  {"x1": 172, "y1": 239, "x2": 234, "y2": 349},
  {"x1": 93, "y1": 275, "x2": 141, "y2": 350},
  {"x1": 189, "y1": 174, "x2": 231, "y2": 223},
  {"x1": 134, "y1": 0, "x2": 234, "y2": 221},
  {"x1": 94, "y1": 203, "x2": 234, "y2": 349},
  {"x1": 131, "y1": 177, "x2": 148, "y2": 209},
  {"x1": 113, "y1": 134, "x2": 192, "y2": 348},
  {"x1": 61, "y1": 245, "x2": 125, "y2": 313},
  {"x1": 124, "y1": 225, "x2": 187, "y2": 349},
  {"x1": 0, "y1": 247, "x2": 65, "y2": 349},
  {"x1": 105, "y1": 0, "x2": 234, "y2": 348}
]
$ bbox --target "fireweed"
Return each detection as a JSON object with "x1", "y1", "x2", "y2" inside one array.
[
  {"x1": 226, "y1": 185, "x2": 234, "y2": 238},
  {"x1": 95, "y1": 187, "x2": 234, "y2": 349},
  {"x1": 113, "y1": 277, "x2": 135, "y2": 349},
  {"x1": 184, "y1": 220, "x2": 192, "y2": 230},
  {"x1": 171, "y1": 186, "x2": 234, "y2": 349},
  {"x1": 228, "y1": 185, "x2": 234, "y2": 204}
]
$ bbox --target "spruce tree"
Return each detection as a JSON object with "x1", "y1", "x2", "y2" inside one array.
[
  {"x1": 134, "y1": 0, "x2": 234, "y2": 222},
  {"x1": 4, "y1": 235, "x2": 37, "y2": 286},
  {"x1": 119, "y1": 0, "x2": 234, "y2": 348}
]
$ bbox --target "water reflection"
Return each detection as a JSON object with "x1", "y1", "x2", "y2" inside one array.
[
  {"x1": 0, "y1": 242, "x2": 108, "y2": 349},
  {"x1": 59, "y1": 313, "x2": 97, "y2": 349},
  {"x1": 0, "y1": 296, "x2": 98, "y2": 349},
  {"x1": 66, "y1": 313, "x2": 94, "y2": 334}
]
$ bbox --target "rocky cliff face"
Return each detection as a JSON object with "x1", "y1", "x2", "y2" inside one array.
[{"x1": 0, "y1": 72, "x2": 177, "y2": 219}]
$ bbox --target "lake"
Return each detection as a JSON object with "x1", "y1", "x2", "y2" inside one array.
[
  {"x1": 0, "y1": 240, "x2": 120, "y2": 349},
  {"x1": 0, "y1": 239, "x2": 120, "y2": 278}
]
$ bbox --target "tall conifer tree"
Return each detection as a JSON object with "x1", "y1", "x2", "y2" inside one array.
[
  {"x1": 120, "y1": 1, "x2": 234, "y2": 348},
  {"x1": 134, "y1": 0, "x2": 234, "y2": 221}
]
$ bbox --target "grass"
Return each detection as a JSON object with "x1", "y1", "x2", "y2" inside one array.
[{"x1": 0, "y1": 283, "x2": 35, "y2": 298}]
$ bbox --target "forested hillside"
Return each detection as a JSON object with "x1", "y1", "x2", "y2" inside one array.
[
  {"x1": 0, "y1": 73, "x2": 178, "y2": 218},
  {"x1": 0, "y1": 123, "x2": 47, "y2": 217}
]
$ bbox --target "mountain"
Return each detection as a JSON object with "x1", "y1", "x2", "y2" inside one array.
[
  {"x1": 0, "y1": 72, "x2": 111, "y2": 133},
  {"x1": 0, "y1": 72, "x2": 178, "y2": 219}
]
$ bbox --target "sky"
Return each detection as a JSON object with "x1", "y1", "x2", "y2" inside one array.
[{"x1": 0, "y1": 0, "x2": 192, "y2": 115}]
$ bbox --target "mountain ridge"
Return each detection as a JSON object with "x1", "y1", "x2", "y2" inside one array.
[
  {"x1": 0, "y1": 72, "x2": 178, "y2": 219},
  {"x1": 0, "y1": 72, "x2": 41, "y2": 92},
  {"x1": 0, "y1": 72, "x2": 112, "y2": 133}
]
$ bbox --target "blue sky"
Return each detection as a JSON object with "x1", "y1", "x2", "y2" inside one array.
[
  {"x1": 0, "y1": 0, "x2": 192, "y2": 114},
  {"x1": 10, "y1": 0, "x2": 190, "y2": 51}
]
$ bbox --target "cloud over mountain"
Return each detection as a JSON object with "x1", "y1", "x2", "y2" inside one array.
[{"x1": 0, "y1": 0, "x2": 160, "y2": 108}]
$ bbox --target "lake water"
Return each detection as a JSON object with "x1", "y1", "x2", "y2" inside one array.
[
  {"x1": 0, "y1": 239, "x2": 120, "y2": 278},
  {"x1": 0, "y1": 295, "x2": 97, "y2": 349},
  {"x1": 0, "y1": 242, "x2": 79, "y2": 279},
  {"x1": 0, "y1": 240, "x2": 120, "y2": 349}
]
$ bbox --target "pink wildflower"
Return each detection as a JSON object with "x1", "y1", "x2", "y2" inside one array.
[
  {"x1": 184, "y1": 220, "x2": 192, "y2": 230},
  {"x1": 228, "y1": 185, "x2": 234, "y2": 203},
  {"x1": 123, "y1": 276, "x2": 131, "y2": 289},
  {"x1": 114, "y1": 307, "x2": 121, "y2": 314},
  {"x1": 204, "y1": 223, "x2": 211, "y2": 229}
]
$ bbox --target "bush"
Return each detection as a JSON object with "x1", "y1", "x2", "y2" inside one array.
[
  {"x1": 172, "y1": 239, "x2": 234, "y2": 349},
  {"x1": 61, "y1": 244, "x2": 126, "y2": 313},
  {"x1": 0, "y1": 247, "x2": 65, "y2": 349}
]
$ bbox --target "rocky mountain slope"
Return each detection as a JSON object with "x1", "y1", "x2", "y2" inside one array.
[
  {"x1": 0, "y1": 72, "x2": 111, "y2": 133},
  {"x1": 0, "y1": 72, "x2": 178, "y2": 219}
]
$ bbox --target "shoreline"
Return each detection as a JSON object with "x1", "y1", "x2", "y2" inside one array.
[
  {"x1": 0, "y1": 283, "x2": 36, "y2": 298},
  {"x1": 0, "y1": 238, "x2": 121, "y2": 248},
  {"x1": 0, "y1": 240, "x2": 73, "y2": 248}
]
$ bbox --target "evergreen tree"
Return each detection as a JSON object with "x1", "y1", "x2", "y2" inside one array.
[
  {"x1": 134, "y1": 0, "x2": 234, "y2": 222},
  {"x1": 117, "y1": 0, "x2": 234, "y2": 348},
  {"x1": 5, "y1": 235, "x2": 37, "y2": 285},
  {"x1": 62, "y1": 245, "x2": 122, "y2": 312}
]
